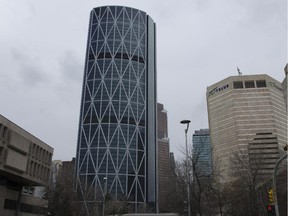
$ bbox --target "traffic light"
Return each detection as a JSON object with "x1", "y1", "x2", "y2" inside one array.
[
  {"x1": 268, "y1": 188, "x2": 274, "y2": 203},
  {"x1": 267, "y1": 204, "x2": 275, "y2": 216}
]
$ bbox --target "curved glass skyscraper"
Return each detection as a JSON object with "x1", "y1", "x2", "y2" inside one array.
[{"x1": 75, "y1": 6, "x2": 157, "y2": 214}]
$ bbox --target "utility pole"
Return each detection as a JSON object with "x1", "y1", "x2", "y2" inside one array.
[{"x1": 272, "y1": 152, "x2": 287, "y2": 216}]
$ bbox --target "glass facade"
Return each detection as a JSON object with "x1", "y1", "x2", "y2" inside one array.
[
  {"x1": 192, "y1": 129, "x2": 212, "y2": 178},
  {"x1": 75, "y1": 6, "x2": 156, "y2": 214}
]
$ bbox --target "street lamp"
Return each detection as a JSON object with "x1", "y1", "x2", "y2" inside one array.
[
  {"x1": 102, "y1": 177, "x2": 107, "y2": 216},
  {"x1": 180, "y1": 120, "x2": 191, "y2": 216}
]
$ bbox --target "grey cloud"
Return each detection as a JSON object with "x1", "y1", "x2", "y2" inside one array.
[
  {"x1": 11, "y1": 48, "x2": 28, "y2": 61},
  {"x1": 10, "y1": 48, "x2": 49, "y2": 87},
  {"x1": 20, "y1": 64, "x2": 47, "y2": 86},
  {"x1": 59, "y1": 50, "x2": 83, "y2": 82},
  {"x1": 1, "y1": 0, "x2": 285, "y2": 161},
  {"x1": 195, "y1": 0, "x2": 211, "y2": 11},
  {"x1": 236, "y1": 0, "x2": 285, "y2": 25}
]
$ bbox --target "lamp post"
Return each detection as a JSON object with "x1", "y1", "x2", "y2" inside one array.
[
  {"x1": 180, "y1": 120, "x2": 191, "y2": 216},
  {"x1": 102, "y1": 177, "x2": 107, "y2": 216}
]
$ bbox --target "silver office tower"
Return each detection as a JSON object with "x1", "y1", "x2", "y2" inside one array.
[{"x1": 75, "y1": 6, "x2": 157, "y2": 215}]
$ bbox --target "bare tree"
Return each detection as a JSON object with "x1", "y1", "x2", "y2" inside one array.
[
  {"x1": 188, "y1": 134, "x2": 226, "y2": 216},
  {"x1": 47, "y1": 181, "x2": 79, "y2": 216},
  {"x1": 161, "y1": 160, "x2": 189, "y2": 215},
  {"x1": 190, "y1": 136, "x2": 213, "y2": 216},
  {"x1": 224, "y1": 150, "x2": 268, "y2": 216},
  {"x1": 167, "y1": 136, "x2": 222, "y2": 216},
  {"x1": 204, "y1": 182, "x2": 227, "y2": 216},
  {"x1": 104, "y1": 194, "x2": 132, "y2": 215}
]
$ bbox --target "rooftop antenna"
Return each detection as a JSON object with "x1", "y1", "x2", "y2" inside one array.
[{"x1": 237, "y1": 67, "x2": 242, "y2": 76}]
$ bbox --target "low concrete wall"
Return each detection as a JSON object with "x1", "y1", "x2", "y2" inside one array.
[{"x1": 119, "y1": 214, "x2": 178, "y2": 216}]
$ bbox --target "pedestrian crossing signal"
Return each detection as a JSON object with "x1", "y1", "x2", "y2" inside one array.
[{"x1": 267, "y1": 204, "x2": 275, "y2": 216}]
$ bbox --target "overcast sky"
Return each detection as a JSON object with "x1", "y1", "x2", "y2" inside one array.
[{"x1": 0, "y1": 0, "x2": 286, "y2": 161}]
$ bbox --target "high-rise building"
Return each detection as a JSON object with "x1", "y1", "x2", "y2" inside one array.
[
  {"x1": 75, "y1": 6, "x2": 157, "y2": 214},
  {"x1": 157, "y1": 103, "x2": 170, "y2": 212},
  {"x1": 58, "y1": 158, "x2": 75, "y2": 190},
  {"x1": 206, "y1": 74, "x2": 287, "y2": 183},
  {"x1": 168, "y1": 152, "x2": 176, "y2": 186},
  {"x1": 192, "y1": 129, "x2": 212, "y2": 180},
  {"x1": 169, "y1": 152, "x2": 175, "y2": 171},
  {"x1": 50, "y1": 160, "x2": 62, "y2": 189},
  {"x1": 282, "y1": 64, "x2": 287, "y2": 110}
]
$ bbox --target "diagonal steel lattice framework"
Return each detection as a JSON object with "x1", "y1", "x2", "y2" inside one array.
[{"x1": 75, "y1": 6, "x2": 156, "y2": 215}]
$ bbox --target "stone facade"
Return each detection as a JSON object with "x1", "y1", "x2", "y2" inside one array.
[
  {"x1": 0, "y1": 115, "x2": 53, "y2": 216},
  {"x1": 206, "y1": 74, "x2": 287, "y2": 183}
]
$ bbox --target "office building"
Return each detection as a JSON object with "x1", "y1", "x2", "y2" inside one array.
[
  {"x1": 192, "y1": 129, "x2": 212, "y2": 179},
  {"x1": 0, "y1": 115, "x2": 53, "y2": 216},
  {"x1": 206, "y1": 74, "x2": 287, "y2": 182},
  {"x1": 169, "y1": 152, "x2": 175, "y2": 172},
  {"x1": 168, "y1": 152, "x2": 176, "y2": 190},
  {"x1": 157, "y1": 103, "x2": 170, "y2": 212},
  {"x1": 48, "y1": 158, "x2": 77, "y2": 215},
  {"x1": 59, "y1": 158, "x2": 75, "y2": 188},
  {"x1": 75, "y1": 6, "x2": 157, "y2": 214},
  {"x1": 282, "y1": 64, "x2": 287, "y2": 110},
  {"x1": 50, "y1": 160, "x2": 62, "y2": 189},
  {"x1": 248, "y1": 132, "x2": 280, "y2": 176},
  {"x1": 50, "y1": 158, "x2": 75, "y2": 190}
]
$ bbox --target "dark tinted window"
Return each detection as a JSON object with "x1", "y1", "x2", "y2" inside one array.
[
  {"x1": 233, "y1": 81, "x2": 243, "y2": 89},
  {"x1": 256, "y1": 80, "x2": 266, "y2": 88},
  {"x1": 4, "y1": 199, "x2": 16, "y2": 210},
  {"x1": 245, "y1": 80, "x2": 255, "y2": 88}
]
